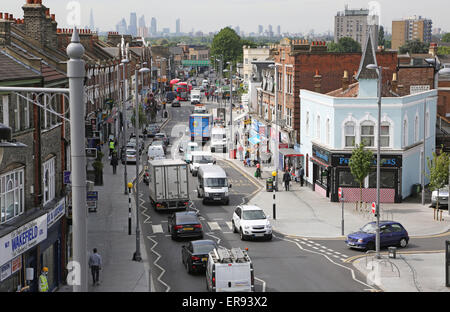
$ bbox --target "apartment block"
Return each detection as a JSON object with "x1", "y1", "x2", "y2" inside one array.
[{"x1": 392, "y1": 16, "x2": 432, "y2": 50}]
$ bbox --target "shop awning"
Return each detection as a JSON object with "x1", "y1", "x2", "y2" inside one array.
[
  {"x1": 279, "y1": 148, "x2": 304, "y2": 157},
  {"x1": 310, "y1": 156, "x2": 331, "y2": 168},
  {"x1": 248, "y1": 135, "x2": 261, "y2": 145}
]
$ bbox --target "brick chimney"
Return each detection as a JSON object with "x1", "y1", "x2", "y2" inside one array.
[
  {"x1": 23, "y1": 0, "x2": 47, "y2": 47},
  {"x1": 429, "y1": 43, "x2": 438, "y2": 57},
  {"x1": 391, "y1": 72, "x2": 398, "y2": 93},
  {"x1": 342, "y1": 70, "x2": 350, "y2": 91},
  {"x1": 313, "y1": 69, "x2": 322, "y2": 93},
  {"x1": 50, "y1": 14, "x2": 57, "y2": 49},
  {"x1": 0, "y1": 13, "x2": 12, "y2": 46}
]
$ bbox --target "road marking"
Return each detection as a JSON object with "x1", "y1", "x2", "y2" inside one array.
[
  {"x1": 312, "y1": 246, "x2": 319, "y2": 250},
  {"x1": 146, "y1": 235, "x2": 171, "y2": 292},
  {"x1": 226, "y1": 222, "x2": 233, "y2": 230},
  {"x1": 208, "y1": 222, "x2": 221, "y2": 231},
  {"x1": 152, "y1": 224, "x2": 164, "y2": 234}
]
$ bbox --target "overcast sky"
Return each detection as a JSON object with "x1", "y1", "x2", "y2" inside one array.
[{"x1": 3, "y1": 0, "x2": 449, "y2": 34}]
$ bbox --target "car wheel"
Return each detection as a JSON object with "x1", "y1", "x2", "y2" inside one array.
[
  {"x1": 399, "y1": 238, "x2": 408, "y2": 248},
  {"x1": 232, "y1": 221, "x2": 238, "y2": 233},
  {"x1": 171, "y1": 233, "x2": 176, "y2": 241},
  {"x1": 240, "y1": 228, "x2": 246, "y2": 241},
  {"x1": 267, "y1": 234, "x2": 273, "y2": 241},
  {"x1": 224, "y1": 199, "x2": 229, "y2": 205},
  {"x1": 366, "y1": 242, "x2": 375, "y2": 251},
  {"x1": 185, "y1": 261, "x2": 192, "y2": 274}
]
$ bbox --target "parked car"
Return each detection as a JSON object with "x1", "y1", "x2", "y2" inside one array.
[
  {"x1": 431, "y1": 186, "x2": 449, "y2": 208},
  {"x1": 154, "y1": 132, "x2": 170, "y2": 146},
  {"x1": 123, "y1": 149, "x2": 137, "y2": 164},
  {"x1": 172, "y1": 99, "x2": 181, "y2": 107},
  {"x1": 128, "y1": 139, "x2": 144, "y2": 153},
  {"x1": 345, "y1": 221, "x2": 409, "y2": 251},
  {"x1": 193, "y1": 105, "x2": 207, "y2": 114},
  {"x1": 231, "y1": 205, "x2": 272, "y2": 241},
  {"x1": 181, "y1": 240, "x2": 217, "y2": 274},
  {"x1": 168, "y1": 211, "x2": 203, "y2": 240}
]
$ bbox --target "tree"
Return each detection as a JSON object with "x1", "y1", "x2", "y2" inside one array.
[
  {"x1": 349, "y1": 143, "x2": 374, "y2": 208},
  {"x1": 327, "y1": 37, "x2": 361, "y2": 53},
  {"x1": 211, "y1": 27, "x2": 242, "y2": 69},
  {"x1": 438, "y1": 46, "x2": 450, "y2": 55},
  {"x1": 442, "y1": 33, "x2": 450, "y2": 43},
  {"x1": 131, "y1": 102, "x2": 148, "y2": 129},
  {"x1": 378, "y1": 26, "x2": 385, "y2": 47},
  {"x1": 426, "y1": 148, "x2": 450, "y2": 210},
  {"x1": 399, "y1": 39, "x2": 429, "y2": 54}
]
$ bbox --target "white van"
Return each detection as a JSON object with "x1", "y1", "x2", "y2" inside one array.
[
  {"x1": 211, "y1": 127, "x2": 227, "y2": 153},
  {"x1": 206, "y1": 247, "x2": 254, "y2": 292},
  {"x1": 189, "y1": 151, "x2": 215, "y2": 176},
  {"x1": 147, "y1": 145, "x2": 165, "y2": 161},
  {"x1": 197, "y1": 165, "x2": 231, "y2": 205}
]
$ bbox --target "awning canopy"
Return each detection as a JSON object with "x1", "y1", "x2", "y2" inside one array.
[
  {"x1": 310, "y1": 156, "x2": 331, "y2": 168},
  {"x1": 248, "y1": 135, "x2": 261, "y2": 145},
  {"x1": 279, "y1": 148, "x2": 304, "y2": 157}
]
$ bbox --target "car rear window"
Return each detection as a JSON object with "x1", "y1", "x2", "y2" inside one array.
[
  {"x1": 193, "y1": 244, "x2": 216, "y2": 255},
  {"x1": 176, "y1": 214, "x2": 199, "y2": 224}
]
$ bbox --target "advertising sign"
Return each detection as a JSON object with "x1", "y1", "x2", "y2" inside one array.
[
  {"x1": 0, "y1": 262, "x2": 11, "y2": 281},
  {"x1": 47, "y1": 199, "x2": 66, "y2": 228},
  {"x1": 0, "y1": 214, "x2": 47, "y2": 266}
]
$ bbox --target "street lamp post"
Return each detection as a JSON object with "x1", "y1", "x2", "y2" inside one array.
[
  {"x1": 269, "y1": 64, "x2": 279, "y2": 189},
  {"x1": 366, "y1": 64, "x2": 382, "y2": 259},
  {"x1": 121, "y1": 58, "x2": 130, "y2": 195}
]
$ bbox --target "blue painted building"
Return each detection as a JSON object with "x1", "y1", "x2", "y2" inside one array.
[{"x1": 299, "y1": 31, "x2": 437, "y2": 203}]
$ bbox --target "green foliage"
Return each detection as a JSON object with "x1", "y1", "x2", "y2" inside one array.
[
  {"x1": 438, "y1": 46, "x2": 450, "y2": 55},
  {"x1": 426, "y1": 148, "x2": 450, "y2": 209},
  {"x1": 92, "y1": 160, "x2": 103, "y2": 172},
  {"x1": 442, "y1": 33, "x2": 450, "y2": 43},
  {"x1": 378, "y1": 26, "x2": 385, "y2": 47},
  {"x1": 399, "y1": 39, "x2": 429, "y2": 54},
  {"x1": 211, "y1": 27, "x2": 242, "y2": 67},
  {"x1": 384, "y1": 40, "x2": 392, "y2": 49},
  {"x1": 349, "y1": 143, "x2": 374, "y2": 204},
  {"x1": 131, "y1": 102, "x2": 148, "y2": 129},
  {"x1": 327, "y1": 37, "x2": 361, "y2": 53}
]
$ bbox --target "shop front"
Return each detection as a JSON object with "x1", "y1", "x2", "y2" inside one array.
[
  {"x1": 310, "y1": 145, "x2": 332, "y2": 198},
  {"x1": 330, "y1": 153, "x2": 402, "y2": 203}
]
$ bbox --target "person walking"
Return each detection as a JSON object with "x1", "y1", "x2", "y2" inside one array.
[
  {"x1": 88, "y1": 248, "x2": 102, "y2": 286},
  {"x1": 255, "y1": 163, "x2": 261, "y2": 179},
  {"x1": 299, "y1": 166, "x2": 305, "y2": 187},
  {"x1": 283, "y1": 169, "x2": 291, "y2": 191},
  {"x1": 109, "y1": 139, "x2": 115, "y2": 158},
  {"x1": 38, "y1": 267, "x2": 49, "y2": 292},
  {"x1": 111, "y1": 152, "x2": 119, "y2": 174}
]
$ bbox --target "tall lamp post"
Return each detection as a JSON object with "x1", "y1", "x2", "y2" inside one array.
[
  {"x1": 121, "y1": 58, "x2": 130, "y2": 195},
  {"x1": 268, "y1": 64, "x2": 279, "y2": 189},
  {"x1": 226, "y1": 62, "x2": 234, "y2": 156},
  {"x1": 133, "y1": 65, "x2": 151, "y2": 262},
  {"x1": 366, "y1": 64, "x2": 382, "y2": 259}
]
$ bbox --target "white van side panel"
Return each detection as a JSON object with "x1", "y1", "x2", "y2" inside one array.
[
  {"x1": 154, "y1": 166, "x2": 166, "y2": 201},
  {"x1": 166, "y1": 165, "x2": 179, "y2": 199},
  {"x1": 178, "y1": 165, "x2": 189, "y2": 198},
  {"x1": 215, "y1": 263, "x2": 252, "y2": 292}
]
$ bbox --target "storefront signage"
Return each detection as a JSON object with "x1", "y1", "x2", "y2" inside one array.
[
  {"x1": 0, "y1": 214, "x2": 48, "y2": 266},
  {"x1": 87, "y1": 191, "x2": 99, "y2": 201},
  {"x1": 332, "y1": 154, "x2": 402, "y2": 168},
  {"x1": 0, "y1": 262, "x2": 11, "y2": 281},
  {"x1": 47, "y1": 199, "x2": 66, "y2": 228},
  {"x1": 312, "y1": 145, "x2": 331, "y2": 165}
]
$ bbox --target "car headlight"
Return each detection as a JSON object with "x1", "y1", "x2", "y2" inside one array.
[
  {"x1": 244, "y1": 225, "x2": 250, "y2": 230},
  {"x1": 357, "y1": 239, "x2": 364, "y2": 243},
  {"x1": 266, "y1": 222, "x2": 272, "y2": 229}
]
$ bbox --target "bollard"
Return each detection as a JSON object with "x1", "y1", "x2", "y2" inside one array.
[
  {"x1": 440, "y1": 210, "x2": 444, "y2": 221},
  {"x1": 128, "y1": 183, "x2": 133, "y2": 235},
  {"x1": 434, "y1": 208, "x2": 436, "y2": 220}
]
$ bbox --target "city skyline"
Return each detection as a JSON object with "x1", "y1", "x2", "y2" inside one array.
[{"x1": 1, "y1": 0, "x2": 449, "y2": 35}]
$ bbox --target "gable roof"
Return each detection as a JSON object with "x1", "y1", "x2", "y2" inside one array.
[
  {"x1": 356, "y1": 25, "x2": 379, "y2": 80},
  {"x1": 0, "y1": 51, "x2": 41, "y2": 82}
]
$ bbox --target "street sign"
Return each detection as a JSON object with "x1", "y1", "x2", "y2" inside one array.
[
  {"x1": 87, "y1": 201, "x2": 97, "y2": 213},
  {"x1": 372, "y1": 202, "x2": 376, "y2": 214},
  {"x1": 86, "y1": 148, "x2": 97, "y2": 159},
  {"x1": 338, "y1": 187, "x2": 342, "y2": 199},
  {"x1": 63, "y1": 171, "x2": 71, "y2": 185},
  {"x1": 87, "y1": 191, "x2": 99, "y2": 201}
]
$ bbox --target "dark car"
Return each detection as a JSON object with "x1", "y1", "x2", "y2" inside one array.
[
  {"x1": 172, "y1": 99, "x2": 181, "y2": 107},
  {"x1": 166, "y1": 91, "x2": 175, "y2": 103},
  {"x1": 346, "y1": 221, "x2": 409, "y2": 251},
  {"x1": 168, "y1": 211, "x2": 203, "y2": 240},
  {"x1": 181, "y1": 240, "x2": 217, "y2": 274},
  {"x1": 145, "y1": 124, "x2": 160, "y2": 138},
  {"x1": 154, "y1": 132, "x2": 170, "y2": 146}
]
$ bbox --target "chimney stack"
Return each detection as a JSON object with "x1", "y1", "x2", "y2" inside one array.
[
  {"x1": 429, "y1": 43, "x2": 438, "y2": 57},
  {"x1": 391, "y1": 72, "x2": 398, "y2": 93},
  {"x1": 313, "y1": 69, "x2": 322, "y2": 93},
  {"x1": 22, "y1": 0, "x2": 47, "y2": 47},
  {"x1": 342, "y1": 70, "x2": 350, "y2": 91},
  {"x1": 0, "y1": 12, "x2": 12, "y2": 46}
]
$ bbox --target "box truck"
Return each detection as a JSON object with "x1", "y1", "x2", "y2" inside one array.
[{"x1": 189, "y1": 113, "x2": 213, "y2": 144}]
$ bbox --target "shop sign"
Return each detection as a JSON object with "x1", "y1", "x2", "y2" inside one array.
[
  {"x1": 312, "y1": 145, "x2": 331, "y2": 165},
  {"x1": 0, "y1": 262, "x2": 11, "y2": 281},
  {"x1": 332, "y1": 154, "x2": 402, "y2": 168},
  {"x1": 0, "y1": 214, "x2": 48, "y2": 266},
  {"x1": 280, "y1": 131, "x2": 289, "y2": 144},
  {"x1": 11, "y1": 256, "x2": 21, "y2": 274},
  {"x1": 47, "y1": 199, "x2": 66, "y2": 228}
]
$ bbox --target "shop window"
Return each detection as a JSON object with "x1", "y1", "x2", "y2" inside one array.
[
  {"x1": 315, "y1": 166, "x2": 328, "y2": 188},
  {"x1": 0, "y1": 168, "x2": 25, "y2": 224},
  {"x1": 339, "y1": 170, "x2": 360, "y2": 187},
  {"x1": 344, "y1": 122, "x2": 356, "y2": 147},
  {"x1": 368, "y1": 170, "x2": 396, "y2": 188},
  {"x1": 380, "y1": 124, "x2": 390, "y2": 147},
  {"x1": 361, "y1": 122, "x2": 375, "y2": 147}
]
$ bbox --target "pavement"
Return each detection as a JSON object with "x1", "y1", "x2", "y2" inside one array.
[{"x1": 57, "y1": 111, "x2": 169, "y2": 292}]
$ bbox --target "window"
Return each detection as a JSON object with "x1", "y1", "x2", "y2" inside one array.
[
  {"x1": 305, "y1": 112, "x2": 310, "y2": 137},
  {"x1": 43, "y1": 157, "x2": 56, "y2": 205},
  {"x1": 361, "y1": 122, "x2": 375, "y2": 147},
  {"x1": 326, "y1": 119, "x2": 330, "y2": 145},
  {"x1": 368, "y1": 170, "x2": 396, "y2": 188},
  {"x1": 344, "y1": 122, "x2": 356, "y2": 147},
  {"x1": 380, "y1": 123, "x2": 390, "y2": 147},
  {"x1": 403, "y1": 119, "x2": 408, "y2": 147},
  {"x1": 339, "y1": 170, "x2": 359, "y2": 187},
  {"x1": 316, "y1": 115, "x2": 321, "y2": 140},
  {"x1": 425, "y1": 111, "x2": 429, "y2": 138},
  {"x1": 414, "y1": 115, "x2": 419, "y2": 143},
  {"x1": 2, "y1": 95, "x2": 9, "y2": 127},
  {"x1": 0, "y1": 168, "x2": 25, "y2": 224}
]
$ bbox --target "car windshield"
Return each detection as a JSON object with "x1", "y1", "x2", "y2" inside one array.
[
  {"x1": 242, "y1": 210, "x2": 266, "y2": 220},
  {"x1": 360, "y1": 223, "x2": 377, "y2": 234},
  {"x1": 193, "y1": 156, "x2": 213, "y2": 163},
  {"x1": 205, "y1": 178, "x2": 227, "y2": 187},
  {"x1": 152, "y1": 141, "x2": 163, "y2": 146},
  {"x1": 193, "y1": 243, "x2": 217, "y2": 255},
  {"x1": 212, "y1": 134, "x2": 225, "y2": 140},
  {"x1": 127, "y1": 150, "x2": 136, "y2": 156}
]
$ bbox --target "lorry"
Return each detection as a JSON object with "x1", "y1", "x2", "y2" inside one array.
[
  {"x1": 211, "y1": 127, "x2": 227, "y2": 153},
  {"x1": 147, "y1": 159, "x2": 190, "y2": 211},
  {"x1": 206, "y1": 247, "x2": 254, "y2": 292},
  {"x1": 189, "y1": 113, "x2": 213, "y2": 144},
  {"x1": 191, "y1": 89, "x2": 201, "y2": 105}
]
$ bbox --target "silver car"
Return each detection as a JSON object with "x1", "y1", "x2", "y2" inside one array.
[{"x1": 431, "y1": 186, "x2": 449, "y2": 207}]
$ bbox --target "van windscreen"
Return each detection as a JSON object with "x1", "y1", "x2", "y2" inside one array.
[{"x1": 205, "y1": 178, "x2": 228, "y2": 187}]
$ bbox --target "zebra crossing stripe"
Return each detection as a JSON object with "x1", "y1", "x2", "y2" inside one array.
[
  {"x1": 208, "y1": 222, "x2": 221, "y2": 231},
  {"x1": 152, "y1": 224, "x2": 164, "y2": 234},
  {"x1": 225, "y1": 222, "x2": 233, "y2": 231}
]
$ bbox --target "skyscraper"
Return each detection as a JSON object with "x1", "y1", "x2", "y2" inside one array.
[
  {"x1": 176, "y1": 18, "x2": 181, "y2": 35},
  {"x1": 268, "y1": 25, "x2": 273, "y2": 37},
  {"x1": 277, "y1": 25, "x2": 281, "y2": 37},
  {"x1": 151, "y1": 17, "x2": 157, "y2": 36},
  {"x1": 258, "y1": 25, "x2": 263, "y2": 35},
  {"x1": 129, "y1": 12, "x2": 137, "y2": 36},
  {"x1": 138, "y1": 15, "x2": 147, "y2": 38},
  {"x1": 116, "y1": 18, "x2": 127, "y2": 35},
  {"x1": 139, "y1": 15, "x2": 146, "y2": 28}
]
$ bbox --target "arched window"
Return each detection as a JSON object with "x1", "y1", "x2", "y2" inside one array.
[
  {"x1": 326, "y1": 118, "x2": 331, "y2": 145},
  {"x1": 316, "y1": 115, "x2": 321, "y2": 140},
  {"x1": 414, "y1": 115, "x2": 419, "y2": 143},
  {"x1": 403, "y1": 119, "x2": 408, "y2": 147},
  {"x1": 344, "y1": 122, "x2": 356, "y2": 147},
  {"x1": 305, "y1": 112, "x2": 310, "y2": 137},
  {"x1": 361, "y1": 121, "x2": 375, "y2": 147}
]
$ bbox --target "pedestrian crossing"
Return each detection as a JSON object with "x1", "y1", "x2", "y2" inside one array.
[{"x1": 147, "y1": 220, "x2": 235, "y2": 236}]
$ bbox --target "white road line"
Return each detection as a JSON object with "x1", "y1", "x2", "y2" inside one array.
[
  {"x1": 341, "y1": 254, "x2": 349, "y2": 258},
  {"x1": 341, "y1": 258, "x2": 346, "y2": 262},
  {"x1": 152, "y1": 224, "x2": 164, "y2": 234},
  {"x1": 332, "y1": 255, "x2": 340, "y2": 258},
  {"x1": 208, "y1": 222, "x2": 221, "y2": 231},
  {"x1": 312, "y1": 246, "x2": 319, "y2": 250},
  {"x1": 225, "y1": 222, "x2": 233, "y2": 230},
  {"x1": 146, "y1": 235, "x2": 171, "y2": 292},
  {"x1": 255, "y1": 277, "x2": 266, "y2": 292},
  {"x1": 334, "y1": 251, "x2": 342, "y2": 255}
]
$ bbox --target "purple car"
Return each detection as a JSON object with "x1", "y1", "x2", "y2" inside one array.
[{"x1": 346, "y1": 221, "x2": 409, "y2": 251}]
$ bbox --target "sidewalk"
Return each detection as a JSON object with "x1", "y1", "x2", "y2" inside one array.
[{"x1": 58, "y1": 113, "x2": 169, "y2": 292}]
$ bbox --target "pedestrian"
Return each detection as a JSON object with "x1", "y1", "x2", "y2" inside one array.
[
  {"x1": 38, "y1": 267, "x2": 49, "y2": 292},
  {"x1": 89, "y1": 248, "x2": 102, "y2": 286},
  {"x1": 109, "y1": 139, "x2": 115, "y2": 158},
  {"x1": 299, "y1": 166, "x2": 305, "y2": 187},
  {"x1": 111, "y1": 152, "x2": 119, "y2": 174},
  {"x1": 283, "y1": 169, "x2": 291, "y2": 191},
  {"x1": 255, "y1": 163, "x2": 261, "y2": 179},
  {"x1": 238, "y1": 145, "x2": 244, "y2": 161}
]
